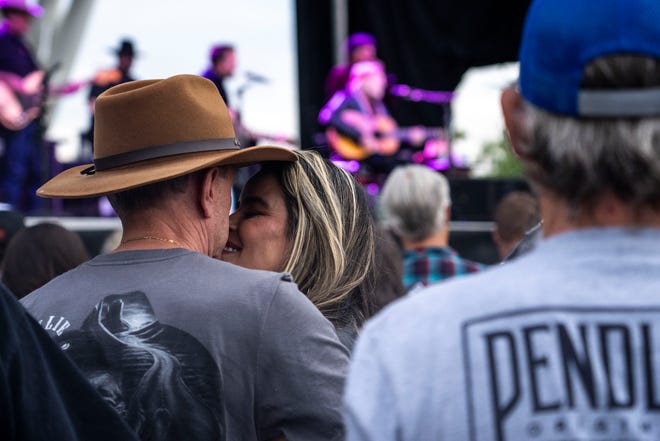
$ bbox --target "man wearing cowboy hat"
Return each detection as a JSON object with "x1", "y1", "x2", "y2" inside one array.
[
  {"x1": 22, "y1": 74, "x2": 348, "y2": 441},
  {"x1": 0, "y1": 0, "x2": 45, "y2": 213}
]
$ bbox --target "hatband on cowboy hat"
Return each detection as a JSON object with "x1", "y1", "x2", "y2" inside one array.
[
  {"x1": 0, "y1": 0, "x2": 43, "y2": 16},
  {"x1": 37, "y1": 74, "x2": 297, "y2": 198}
]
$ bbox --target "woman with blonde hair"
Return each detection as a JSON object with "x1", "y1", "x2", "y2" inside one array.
[{"x1": 221, "y1": 150, "x2": 376, "y2": 350}]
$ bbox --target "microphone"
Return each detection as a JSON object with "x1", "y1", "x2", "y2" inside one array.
[
  {"x1": 389, "y1": 84, "x2": 455, "y2": 104},
  {"x1": 389, "y1": 84, "x2": 411, "y2": 98},
  {"x1": 245, "y1": 71, "x2": 269, "y2": 83}
]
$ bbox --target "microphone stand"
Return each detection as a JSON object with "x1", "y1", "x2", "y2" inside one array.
[
  {"x1": 390, "y1": 84, "x2": 456, "y2": 172},
  {"x1": 235, "y1": 81, "x2": 253, "y2": 125},
  {"x1": 235, "y1": 76, "x2": 267, "y2": 142}
]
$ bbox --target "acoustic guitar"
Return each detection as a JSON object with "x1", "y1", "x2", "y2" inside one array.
[{"x1": 325, "y1": 109, "x2": 444, "y2": 161}]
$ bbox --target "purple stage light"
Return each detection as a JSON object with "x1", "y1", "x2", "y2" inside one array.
[
  {"x1": 426, "y1": 158, "x2": 451, "y2": 171},
  {"x1": 331, "y1": 156, "x2": 361, "y2": 173},
  {"x1": 366, "y1": 183, "x2": 380, "y2": 195}
]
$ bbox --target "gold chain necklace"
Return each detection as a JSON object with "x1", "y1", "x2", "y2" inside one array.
[{"x1": 120, "y1": 235, "x2": 182, "y2": 246}]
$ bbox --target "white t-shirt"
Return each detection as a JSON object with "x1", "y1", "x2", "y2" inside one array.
[{"x1": 345, "y1": 227, "x2": 660, "y2": 441}]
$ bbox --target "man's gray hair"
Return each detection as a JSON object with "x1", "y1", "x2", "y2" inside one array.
[
  {"x1": 518, "y1": 54, "x2": 660, "y2": 218},
  {"x1": 379, "y1": 164, "x2": 451, "y2": 242}
]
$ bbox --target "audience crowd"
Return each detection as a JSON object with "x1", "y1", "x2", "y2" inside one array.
[{"x1": 3, "y1": 0, "x2": 659, "y2": 440}]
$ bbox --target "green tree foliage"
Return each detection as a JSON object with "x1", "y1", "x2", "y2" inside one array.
[{"x1": 474, "y1": 131, "x2": 524, "y2": 178}]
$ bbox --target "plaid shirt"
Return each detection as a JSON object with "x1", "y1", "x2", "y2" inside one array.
[{"x1": 403, "y1": 246, "x2": 485, "y2": 292}]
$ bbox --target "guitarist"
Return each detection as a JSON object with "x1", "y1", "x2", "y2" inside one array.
[
  {"x1": 325, "y1": 60, "x2": 400, "y2": 184},
  {"x1": 201, "y1": 44, "x2": 235, "y2": 109},
  {"x1": 0, "y1": 0, "x2": 45, "y2": 212},
  {"x1": 201, "y1": 43, "x2": 259, "y2": 148}
]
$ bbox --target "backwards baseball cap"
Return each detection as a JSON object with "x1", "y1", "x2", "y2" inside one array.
[{"x1": 519, "y1": 0, "x2": 660, "y2": 117}]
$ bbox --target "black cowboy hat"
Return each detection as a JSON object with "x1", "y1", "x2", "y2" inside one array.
[{"x1": 111, "y1": 38, "x2": 137, "y2": 57}]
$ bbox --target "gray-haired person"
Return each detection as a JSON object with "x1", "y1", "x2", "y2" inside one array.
[
  {"x1": 344, "y1": 0, "x2": 660, "y2": 439},
  {"x1": 379, "y1": 164, "x2": 485, "y2": 292},
  {"x1": 21, "y1": 74, "x2": 348, "y2": 441}
]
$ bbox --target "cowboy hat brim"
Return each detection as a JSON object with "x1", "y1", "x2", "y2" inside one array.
[{"x1": 37, "y1": 145, "x2": 296, "y2": 198}]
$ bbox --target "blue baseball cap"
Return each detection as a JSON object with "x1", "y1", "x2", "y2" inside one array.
[{"x1": 519, "y1": 0, "x2": 660, "y2": 117}]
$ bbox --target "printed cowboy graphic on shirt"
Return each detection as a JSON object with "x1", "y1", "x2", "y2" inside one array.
[
  {"x1": 463, "y1": 307, "x2": 660, "y2": 441},
  {"x1": 52, "y1": 291, "x2": 225, "y2": 441}
]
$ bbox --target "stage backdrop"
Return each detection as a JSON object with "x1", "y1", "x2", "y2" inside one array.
[{"x1": 296, "y1": 0, "x2": 531, "y2": 147}]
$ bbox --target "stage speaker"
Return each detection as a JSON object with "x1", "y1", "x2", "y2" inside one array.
[{"x1": 449, "y1": 178, "x2": 530, "y2": 222}]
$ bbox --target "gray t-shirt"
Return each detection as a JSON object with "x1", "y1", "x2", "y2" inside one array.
[
  {"x1": 22, "y1": 248, "x2": 348, "y2": 441},
  {"x1": 344, "y1": 228, "x2": 660, "y2": 441}
]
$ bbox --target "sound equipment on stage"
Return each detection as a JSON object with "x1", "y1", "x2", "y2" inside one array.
[{"x1": 449, "y1": 177, "x2": 531, "y2": 222}]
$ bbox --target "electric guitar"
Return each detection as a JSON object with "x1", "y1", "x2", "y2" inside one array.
[
  {"x1": 325, "y1": 109, "x2": 444, "y2": 160},
  {"x1": 0, "y1": 69, "x2": 89, "y2": 131},
  {"x1": 0, "y1": 70, "x2": 48, "y2": 131}
]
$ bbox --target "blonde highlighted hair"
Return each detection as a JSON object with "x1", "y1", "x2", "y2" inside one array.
[{"x1": 261, "y1": 150, "x2": 376, "y2": 330}]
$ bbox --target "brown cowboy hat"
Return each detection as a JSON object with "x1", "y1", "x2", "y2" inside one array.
[{"x1": 37, "y1": 74, "x2": 296, "y2": 198}]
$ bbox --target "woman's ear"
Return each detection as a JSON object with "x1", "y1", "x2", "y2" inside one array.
[{"x1": 500, "y1": 85, "x2": 529, "y2": 158}]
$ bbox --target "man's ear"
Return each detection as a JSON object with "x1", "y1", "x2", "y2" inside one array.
[
  {"x1": 198, "y1": 167, "x2": 221, "y2": 219},
  {"x1": 500, "y1": 85, "x2": 529, "y2": 158}
]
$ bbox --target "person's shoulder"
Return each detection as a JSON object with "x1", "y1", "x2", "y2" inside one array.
[
  {"x1": 205, "y1": 255, "x2": 294, "y2": 283},
  {"x1": 504, "y1": 221, "x2": 544, "y2": 261},
  {"x1": 25, "y1": 250, "x2": 296, "y2": 300},
  {"x1": 457, "y1": 253, "x2": 487, "y2": 272},
  {"x1": 195, "y1": 256, "x2": 311, "y2": 310},
  {"x1": 363, "y1": 256, "x2": 535, "y2": 336},
  {"x1": 0, "y1": 29, "x2": 13, "y2": 42},
  {"x1": 159, "y1": 250, "x2": 298, "y2": 296},
  {"x1": 437, "y1": 246, "x2": 487, "y2": 269},
  {"x1": 332, "y1": 94, "x2": 359, "y2": 113},
  {"x1": 20, "y1": 257, "x2": 92, "y2": 309},
  {"x1": 327, "y1": 63, "x2": 349, "y2": 77},
  {"x1": 200, "y1": 68, "x2": 214, "y2": 80},
  {"x1": 226, "y1": 263, "x2": 299, "y2": 297}
]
